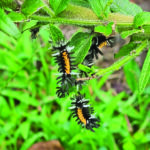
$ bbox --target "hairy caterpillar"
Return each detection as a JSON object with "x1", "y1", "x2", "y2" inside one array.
[
  {"x1": 80, "y1": 35, "x2": 115, "y2": 77},
  {"x1": 70, "y1": 93, "x2": 100, "y2": 132},
  {"x1": 52, "y1": 42, "x2": 76, "y2": 98}
]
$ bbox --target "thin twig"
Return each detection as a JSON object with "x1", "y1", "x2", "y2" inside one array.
[
  {"x1": 125, "y1": 115, "x2": 133, "y2": 133},
  {"x1": 76, "y1": 75, "x2": 98, "y2": 81}
]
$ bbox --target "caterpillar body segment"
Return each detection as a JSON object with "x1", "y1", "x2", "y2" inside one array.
[
  {"x1": 52, "y1": 42, "x2": 76, "y2": 98},
  {"x1": 70, "y1": 93, "x2": 100, "y2": 132}
]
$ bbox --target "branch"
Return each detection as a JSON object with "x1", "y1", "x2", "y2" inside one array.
[
  {"x1": 30, "y1": 15, "x2": 106, "y2": 27},
  {"x1": 95, "y1": 40, "x2": 147, "y2": 76},
  {"x1": 3, "y1": 1, "x2": 150, "y2": 36},
  {"x1": 30, "y1": 4, "x2": 134, "y2": 28}
]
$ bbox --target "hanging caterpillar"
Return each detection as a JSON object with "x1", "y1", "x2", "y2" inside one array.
[
  {"x1": 80, "y1": 34, "x2": 115, "y2": 77},
  {"x1": 52, "y1": 42, "x2": 76, "y2": 98},
  {"x1": 70, "y1": 93, "x2": 100, "y2": 132},
  {"x1": 88, "y1": 34, "x2": 115, "y2": 59}
]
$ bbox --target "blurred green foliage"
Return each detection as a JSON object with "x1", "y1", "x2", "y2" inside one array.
[
  {"x1": 0, "y1": 0, "x2": 150, "y2": 150},
  {"x1": 0, "y1": 24, "x2": 150, "y2": 150}
]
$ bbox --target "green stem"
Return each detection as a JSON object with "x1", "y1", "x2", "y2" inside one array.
[
  {"x1": 42, "y1": 2, "x2": 55, "y2": 17},
  {"x1": 30, "y1": 14, "x2": 150, "y2": 37},
  {"x1": 30, "y1": 15, "x2": 134, "y2": 28},
  {"x1": 30, "y1": 15, "x2": 106, "y2": 26},
  {"x1": 96, "y1": 40, "x2": 147, "y2": 76},
  {"x1": 29, "y1": 4, "x2": 134, "y2": 28}
]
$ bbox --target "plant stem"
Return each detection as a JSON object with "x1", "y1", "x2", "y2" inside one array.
[
  {"x1": 42, "y1": 2, "x2": 55, "y2": 17},
  {"x1": 30, "y1": 15, "x2": 106, "y2": 26},
  {"x1": 30, "y1": 14, "x2": 150, "y2": 36},
  {"x1": 29, "y1": 4, "x2": 134, "y2": 28},
  {"x1": 30, "y1": 14, "x2": 134, "y2": 28},
  {"x1": 96, "y1": 40, "x2": 147, "y2": 76}
]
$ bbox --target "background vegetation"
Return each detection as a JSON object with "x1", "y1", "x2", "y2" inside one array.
[{"x1": 0, "y1": 0, "x2": 150, "y2": 150}]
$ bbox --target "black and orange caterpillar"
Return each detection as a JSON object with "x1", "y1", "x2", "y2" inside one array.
[
  {"x1": 52, "y1": 42, "x2": 76, "y2": 98},
  {"x1": 70, "y1": 93, "x2": 100, "y2": 132},
  {"x1": 80, "y1": 34, "x2": 115, "y2": 77},
  {"x1": 88, "y1": 34, "x2": 115, "y2": 59}
]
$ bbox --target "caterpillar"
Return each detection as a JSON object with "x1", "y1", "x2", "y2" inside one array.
[
  {"x1": 30, "y1": 27, "x2": 40, "y2": 39},
  {"x1": 87, "y1": 34, "x2": 115, "y2": 61},
  {"x1": 52, "y1": 42, "x2": 76, "y2": 98},
  {"x1": 70, "y1": 93, "x2": 100, "y2": 132},
  {"x1": 80, "y1": 34, "x2": 115, "y2": 77}
]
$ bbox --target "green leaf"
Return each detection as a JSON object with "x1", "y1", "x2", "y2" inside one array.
[
  {"x1": 114, "y1": 42, "x2": 140, "y2": 59},
  {"x1": 97, "y1": 72, "x2": 112, "y2": 89},
  {"x1": 0, "y1": 8, "x2": 21, "y2": 39},
  {"x1": 78, "y1": 64, "x2": 95, "y2": 74},
  {"x1": 94, "y1": 22, "x2": 113, "y2": 36},
  {"x1": 123, "y1": 106, "x2": 142, "y2": 119},
  {"x1": 49, "y1": 0, "x2": 70, "y2": 15},
  {"x1": 0, "y1": 31, "x2": 16, "y2": 50},
  {"x1": 21, "y1": 0, "x2": 45, "y2": 16},
  {"x1": 109, "y1": 116, "x2": 124, "y2": 132},
  {"x1": 111, "y1": 0, "x2": 142, "y2": 16},
  {"x1": 70, "y1": 0, "x2": 90, "y2": 8},
  {"x1": 124, "y1": 60, "x2": 140, "y2": 92},
  {"x1": 88, "y1": 0, "x2": 112, "y2": 18},
  {"x1": 139, "y1": 48, "x2": 150, "y2": 94},
  {"x1": 103, "y1": 92, "x2": 125, "y2": 119},
  {"x1": 22, "y1": 20, "x2": 38, "y2": 31},
  {"x1": 123, "y1": 139, "x2": 136, "y2": 150},
  {"x1": 99, "y1": 147, "x2": 107, "y2": 150},
  {"x1": 20, "y1": 122, "x2": 30, "y2": 140},
  {"x1": 0, "y1": 50, "x2": 21, "y2": 72},
  {"x1": 0, "y1": 0, "x2": 18, "y2": 10},
  {"x1": 49, "y1": 24, "x2": 64, "y2": 44},
  {"x1": 121, "y1": 29, "x2": 143, "y2": 39},
  {"x1": 69, "y1": 32, "x2": 92, "y2": 64},
  {"x1": 15, "y1": 31, "x2": 33, "y2": 58},
  {"x1": 0, "y1": 96, "x2": 11, "y2": 119},
  {"x1": 133, "y1": 12, "x2": 150, "y2": 28},
  {"x1": 1, "y1": 90, "x2": 40, "y2": 106},
  {"x1": 8, "y1": 11, "x2": 26, "y2": 22},
  {"x1": 133, "y1": 131, "x2": 146, "y2": 143}
]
